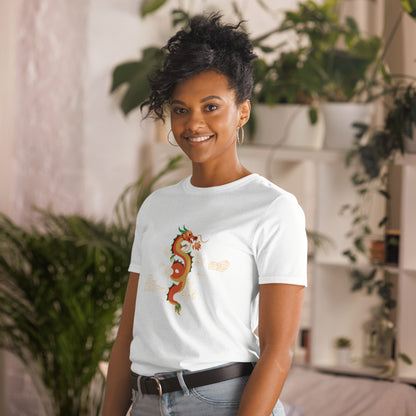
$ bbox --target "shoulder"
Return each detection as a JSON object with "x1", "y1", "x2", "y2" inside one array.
[
  {"x1": 136, "y1": 178, "x2": 186, "y2": 217},
  {"x1": 249, "y1": 174, "x2": 303, "y2": 214}
]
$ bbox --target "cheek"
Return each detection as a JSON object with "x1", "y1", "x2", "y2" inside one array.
[
  {"x1": 212, "y1": 109, "x2": 239, "y2": 128},
  {"x1": 170, "y1": 117, "x2": 183, "y2": 135}
]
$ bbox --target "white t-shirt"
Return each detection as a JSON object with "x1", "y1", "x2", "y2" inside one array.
[{"x1": 128, "y1": 173, "x2": 307, "y2": 376}]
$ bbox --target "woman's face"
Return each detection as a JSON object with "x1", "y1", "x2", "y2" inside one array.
[{"x1": 169, "y1": 70, "x2": 250, "y2": 166}]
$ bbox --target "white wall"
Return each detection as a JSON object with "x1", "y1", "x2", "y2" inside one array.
[
  {"x1": 0, "y1": 0, "x2": 17, "y2": 218},
  {"x1": 0, "y1": 1, "x2": 17, "y2": 414}
]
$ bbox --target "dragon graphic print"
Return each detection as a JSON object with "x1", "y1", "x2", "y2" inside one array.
[{"x1": 167, "y1": 226, "x2": 206, "y2": 314}]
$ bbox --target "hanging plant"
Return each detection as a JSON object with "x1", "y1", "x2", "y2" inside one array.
[{"x1": 340, "y1": 82, "x2": 416, "y2": 367}]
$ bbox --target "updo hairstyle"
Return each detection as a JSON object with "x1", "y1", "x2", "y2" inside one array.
[{"x1": 142, "y1": 13, "x2": 257, "y2": 121}]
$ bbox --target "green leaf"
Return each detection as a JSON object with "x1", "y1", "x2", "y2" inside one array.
[
  {"x1": 398, "y1": 352, "x2": 413, "y2": 365},
  {"x1": 172, "y1": 9, "x2": 190, "y2": 27},
  {"x1": 378, "y1": 216, "x2": 388, "y2": 228},
  {"x1": 345, "y1": 16, "x2": 359, "y2": 36},
  {"x1": 339, "y1": 204, "x2": 350, "y2": 215},
  {"x1": 343, "y1": 249, "x2": 356, "y2": 263},
  {"x1": 363, "y1": 225, "x2": 371, "y2": 235},
  {"x1": 354, "y1": 237, "x2": 365, "y2": 253},
  {"x1": 111, "y1": 47, "x2": 164, "y2": 115},
  {"x1": 258, "y1": 45, "x2": 276, "y2": 54},
  {"x1": 381, "y1": 64, "x2": 392, "y2": 84},
  {"x1": 110, "y1": 62, "x2": 141, "y2": 92},
  {"x1": 352, "y1": 122, "x2": 369, "y2": 140},
  {"x1": 378, "y1": 189, "x2": 391, "y2": 199},
  {"x1": 140, "y1": 0, "x2": 168, "y2": 17},
  {"x1": 345, "y1": 149, "x2": 357, "y2": 167},
  {"x1": 308, "y1": 106, "x2": 318, "y2": 125},
  {"x1": 400, "y1": 0, "x2": 416, "y2": 19}
]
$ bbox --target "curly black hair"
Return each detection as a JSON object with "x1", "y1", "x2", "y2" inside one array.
[{"x1": 141, "y1": 13, "x2": 257, "y2": 120}]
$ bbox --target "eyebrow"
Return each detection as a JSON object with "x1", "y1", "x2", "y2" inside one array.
[
  {"x1": 170, "y1": 95, "x2": 224, "y2": 106},
  {"x1": 201, "y1": 95, "x2": 224, "y2": 103}
]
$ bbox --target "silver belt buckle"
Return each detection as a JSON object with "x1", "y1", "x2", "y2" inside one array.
[{"x1": 149, "y1": 376, "x2": 163, "y2": 396}]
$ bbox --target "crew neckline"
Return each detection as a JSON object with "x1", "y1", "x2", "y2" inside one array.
[{"x1": 182, "y1": 174, "x2": 259, "y2": 194}]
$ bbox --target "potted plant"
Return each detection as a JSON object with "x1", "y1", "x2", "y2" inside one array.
[
  {"x1": 275, "y1": 0, "x2": 384, "y2": 150},
  {"x1": 251, "y1": 49, "x2": 325, "y2": 149},
  {"x1": 0, "y1": 157, "x2": 181, "y2": 416},
  {"x1": 334, "y1": 336, "x2": 352, "y2": 366}
]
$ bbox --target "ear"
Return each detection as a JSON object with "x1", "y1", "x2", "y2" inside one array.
[{"x1": 238, "y1": 99, "x2": 251, "y2": 127}]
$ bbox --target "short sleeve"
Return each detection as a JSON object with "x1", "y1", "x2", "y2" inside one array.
[
  {"x1": 255, "y1": 194, "x2": 307, "y2": 286},
  {"x1": 128, "y1": 203, "x2": 146, "y2": 274}
]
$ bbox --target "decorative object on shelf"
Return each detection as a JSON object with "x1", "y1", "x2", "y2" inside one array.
[
  {"x1": 334, "y1": 337, "x2": 352, "y2": 367},
  {"x1": 0, "y1": 157, "x2": 181, "y2": 416},
  {"x1": 362, "y1": 306, "x2": 395, "y2": 368},
  {"x1": 385, "y1": 229, "x2": 400, "y2": 265},
  {"x1": 300, "y1": 328, "x2": 311, "y2": 364},
  {"x1": 369, "y1": 238, "x2": 385, "y2": 264}
]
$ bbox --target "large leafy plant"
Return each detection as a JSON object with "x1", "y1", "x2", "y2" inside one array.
[
  {"x1": 111, "y1": 1, "x2": 283, "y2": 116},
  {"x1": 277, "y1": 0, "x2": 383, "y2": 103},
  {"x1": 0, "y1": 157, "x2": 181, "y2": 416}
]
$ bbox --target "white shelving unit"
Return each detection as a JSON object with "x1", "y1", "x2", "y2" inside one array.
[{"x1": 152, "y1": 141, "x2": 416, "y2": 383}]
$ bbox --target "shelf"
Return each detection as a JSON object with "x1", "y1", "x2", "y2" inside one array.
[
  {"x1": 312, "y1": 259, "x2": 399, "y2": 273},
  {"x1": 398, "y1": 376, "x2": 416, "y2": 385},
  {"x1": 152, "y1": 140, "x2": 416, "y2": 386},
  {"x1": 394, "y1": 153, "x2": 416, "y2": 166},
  {"x1": 312, "y1": 363, "x2": 395, "y2": 380},
  {"x1": 239, "y1": 144, "x2": 346, "y2": 163}
]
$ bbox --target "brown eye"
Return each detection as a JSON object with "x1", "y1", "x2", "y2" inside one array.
[
  {"x1": 206, "y1": 104, "x2": 218, "y2": 112},
  {"x1": 173, "y1": 107, "x2": 187, "y2": 115}
]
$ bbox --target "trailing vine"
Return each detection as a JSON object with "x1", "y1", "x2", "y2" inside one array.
[{"x1": 341, "y1": 83, "x2": 416, "y2": 366}]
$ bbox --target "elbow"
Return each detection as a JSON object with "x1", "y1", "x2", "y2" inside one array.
[{"x1": 259, "y1": 341, "x2": 294, "y2": 374}]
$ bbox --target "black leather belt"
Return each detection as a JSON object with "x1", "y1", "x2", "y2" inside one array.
[{"x1": 131, "y1": 362, "x2": 254, "y2": 396}]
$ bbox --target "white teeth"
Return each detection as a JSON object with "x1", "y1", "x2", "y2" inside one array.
[{"x1": 187, "y1": 135, "x2": 212, "y2": 142}]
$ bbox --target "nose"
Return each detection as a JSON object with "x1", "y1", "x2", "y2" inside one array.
[{"x1": 184, "y1": 109, "x2": 205, "y2": 131}]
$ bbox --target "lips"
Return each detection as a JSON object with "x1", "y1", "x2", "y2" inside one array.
[{"x1": 185, "y1": 134, "x2": 214, "y2": 143}]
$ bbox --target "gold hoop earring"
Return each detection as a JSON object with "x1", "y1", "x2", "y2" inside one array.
[
  {"x1": 167, "y1": 129, "x2": 179, "y2": 147},
  {"x1": 237, "y1": 126, "x2": 244, "y2": 145}
]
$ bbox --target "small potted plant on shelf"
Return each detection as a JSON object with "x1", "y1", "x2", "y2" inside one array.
[{"x1": 334, "y1": 336, "x2": 352, "y2": 366}]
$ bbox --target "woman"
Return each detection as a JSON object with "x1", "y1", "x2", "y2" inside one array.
[{"x1": 101, "y1": 13, "x2": 307, "y2": 416}]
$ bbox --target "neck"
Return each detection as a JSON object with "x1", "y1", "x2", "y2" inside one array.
[{"x1": 190, "y1": 159, "x2": 251, "y2": 188}]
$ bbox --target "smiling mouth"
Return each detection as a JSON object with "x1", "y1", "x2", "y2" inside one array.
[{"x1": 185, "y1": 135, "x2": 214, "y2": 143}]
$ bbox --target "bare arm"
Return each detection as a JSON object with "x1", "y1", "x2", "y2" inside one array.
[
  {"x1": 101, "y1": 272, "x2": 139, "y2": 416},
  {"x1": 237, "y1": 283, "x2": 305, "y2": 416}
]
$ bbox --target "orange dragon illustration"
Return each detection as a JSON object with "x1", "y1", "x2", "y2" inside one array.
[{"x1": 167, "y1": 226, "x2": 206, "y2": 314}]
